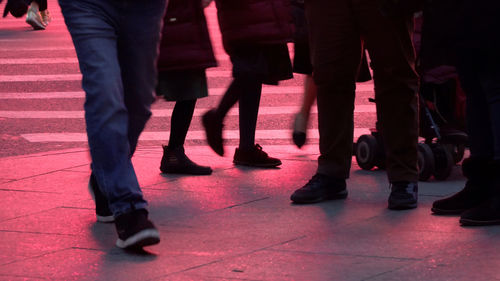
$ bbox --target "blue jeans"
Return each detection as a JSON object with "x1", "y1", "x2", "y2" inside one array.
[{"x1": 59, "y1": 0, "x2": 166, "y2": 216}]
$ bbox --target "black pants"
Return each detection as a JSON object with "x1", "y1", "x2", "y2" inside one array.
[
  {"x1": 31, "y1": 0, "x2": 47, "y2": 11},
  {"x1": 305, "y1": 0, "x2": 419, "y2": 182}
]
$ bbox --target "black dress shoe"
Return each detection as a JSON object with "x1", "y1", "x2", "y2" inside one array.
[
  {"x1": 233, "y1": 144, "x2": 281, "y2": 168},
  {"x1": 460, "y1": 196, "x2": 500, "y2": 226},
  {"x1": 388, "y1": 182, "x2": 418, "y2": 210},
  {"x1": 160, "y1": 146, "x2": 212, "y2": 175},
  {"x1": 202, "y1": 109, "x2": 224, "y2": 156},
  {"x1": 290, "y1": 173, "x2": 347, "y2": 204}
]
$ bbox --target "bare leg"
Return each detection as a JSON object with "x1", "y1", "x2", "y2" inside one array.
[{"x1": 293, "y1": 74, "x2": 317, "y2": 148}]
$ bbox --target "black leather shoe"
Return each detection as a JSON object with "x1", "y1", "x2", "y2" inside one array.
[
  {"x1": 202, "y1": 109, "x2": 224, "y2": 156},
  {"x1": 290, "y1": 174, "x2": 347, "y2": 204},
  {"x1": 432, "y1": 158, "x2": 489, "y2": 215},
  {"x1": 160, "y1": 146, "x2": 212, "y2": 175},
  {"x1": 388, "y1": 182, "x2": 418, "y2": 210},
  {"x1": 233, "y1": 144, "x2": 281, "y2": 168},
  {"x1": 460, "y1": 195, "x2": 500, "y2": 226}
]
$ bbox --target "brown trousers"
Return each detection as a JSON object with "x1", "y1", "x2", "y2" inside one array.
[{"x1": 305, "y1": 0, "x2": 419, "y2": 182}]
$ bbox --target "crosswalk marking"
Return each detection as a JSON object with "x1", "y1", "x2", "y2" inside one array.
[
  {"x1": 0, "y1": 71, "x2": 235, "y2": 81},
  {"x1": 21, "y1": 128, "x2": 371, "y2": 143},
  {"x1": 0, "y1": 105, "x2": 376, "y2": 119},
  {"x1": 0, "y1": 84, "x2": 375, "y2": 99}
]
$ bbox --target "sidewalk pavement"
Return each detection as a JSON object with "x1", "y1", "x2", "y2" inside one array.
[{"x1": 0, "y1": 144, "x2": 499, "y2": 281}]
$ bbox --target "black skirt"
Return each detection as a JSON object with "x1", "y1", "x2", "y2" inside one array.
[
  {"x1": 228, "y1": 43, "x2": 293, "y2": 85},
  {"x1": 156, "y1": 69, "x2": 209, "y2": 101}
]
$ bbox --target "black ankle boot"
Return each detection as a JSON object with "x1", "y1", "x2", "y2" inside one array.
[
  {"x1": 432, "y1": 158, "x2": 490, "y2": 215},
  {"x1": 460, "y1": 160, "x2": 500, "y2": 226},
  {"x1": 160, "y1": 146, "x2": 212, "y2": 175}
]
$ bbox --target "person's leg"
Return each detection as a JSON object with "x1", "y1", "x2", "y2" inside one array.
[
  {"x1": 169, "y1": 100, "x2": 196, "y2": 149},
  {"x1": 290, "y1": 0, "x2": 361, "y2": 203},
  {"x1": 161, "y1": 100, "x2": 212, "y2": 175},
  {"x1": 238, "y1": 77, "x2": 262, "y2": 150},
  {"x1": 26, "y1": 0, "x2": 45, "y2": 30},
  {"x1": 356, "y1": 0, "x2": 419, "y2": 209},
  {"x1": 117, "y1": 1, "x2": 165, "y2": 156},
  {"x1": 59, "y1": 0, "x2": 147, "y2": 217},
  {"x1": 293, "y1": 75, "x2": 317, "y2": 148},
  {"x1": 357, "y1": 1, "x2": 419, "y2": 184},
  {"x1": 432, "y1": 63, "x2": 492, "y2": 215},
  {"x1": 203, "y1": 78, "x2": 244, "y2": 156},
  {"x1": 33, "y1": 0, "x2": 47, "y2": 11},
  {"x1": 459, "y1": 66, "x2": 500, "y2": 225}
]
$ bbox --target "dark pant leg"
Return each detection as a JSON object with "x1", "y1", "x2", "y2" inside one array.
[
  {"x1": 32, "y1": 0, "x2": 47, "y2": 11},
  {"x1": 356, "y1": 1, "x2": 419, "y2": 182},
  {"x1": 117, "y1": 0, "x2": 166, "y2": 155},
  {"x1": 305, "y1": 0, "x2": 362, "y2": 179}
]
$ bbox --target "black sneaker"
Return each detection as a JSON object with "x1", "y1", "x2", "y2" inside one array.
[
  {"x1": 290, "y1": 173, "x2": 347, "y2": 204},
  {"x1": 160, "y1": 146, "x2": 212, "y2": 175},
  {"x1": 388, "y1": 182, "x2": 418, "y2": 210},
  {"x1": 202, "y1": 109, "x2": 224, "y2": 156},
  {"x1": 233, "y1": 144, "x2": 281, "y2": 167},
  {"x1": 88, "y1": 173, "x2": 114, "y2": 223},
  {"x1": 115, "y1": 209, "x2": 160, "y2": 249}
]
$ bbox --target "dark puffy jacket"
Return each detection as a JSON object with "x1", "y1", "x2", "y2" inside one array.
[
  {"x1": 157, "y1": 0, "x2": 217, "y2": 71},
  {"x1": 215, "y1": 0, "x2": 294, "y2": 51}
]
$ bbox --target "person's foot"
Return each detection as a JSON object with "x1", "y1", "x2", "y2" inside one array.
[
  {"x1": 432, "y1": 157, "x2": 489, "y2": 215},
  {"x1": 388, "y1": 182, "x2": 418, "y2": 210},
  {"x1": 40, "y1": 10, "x2": 51, "y2": 26},
  {"x1": 432, "y1": 182, "x2": 486, "y2": 215},
  {"x1": 292, "y1": 112, "x2": 307, "y2": 148},
  {"x1": 88, "y1": 173, "x2": 114, "y2": 223},
  {"x1": 460, "y1": 196, "x2": 500, "y2": 226},
  {"x1": 202, "y1": 109, "x2": 224, "y2": 156},
  {"x1": 290, "y1": 173, "x2": 347, "y2": 204},
  {"x1": 115, "y1": 209, "x2": 160, "y2": 249},
  {"x1": 25, "y1": 5, "x2": 45, "y2": 30},
  {"x1": 233, "y1": 144, "x2": 281, "y2": 167},
  {"x1": 160, "y1": 145, "x2": 212, "y2": 175}
]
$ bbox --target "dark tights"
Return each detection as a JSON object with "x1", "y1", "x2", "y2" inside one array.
[
  {"x1": 215, "y1": 76, "x2": 262, "y2": 150},
  {"x1": 168, "y1": 99, "x2": 196, "y2": 149},
  {"x1": 32, "y1": 0, "x2": 48, "y2": 11}
]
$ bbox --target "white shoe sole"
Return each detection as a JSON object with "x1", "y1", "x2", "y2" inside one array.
[
  {"x1": 88, "y1": 181, "x2": 114, "y2": 223},
  {"x1": 116, "y1": 229, "x2": 160, "y2": 249}
]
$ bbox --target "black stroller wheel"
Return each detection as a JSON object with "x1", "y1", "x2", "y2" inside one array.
[
  {"x1": 432, "y1": 144, "x2": 454, "y2": 180},
  {"x1": 355, "y1": 134, "x2": 378, "y2": 170},
  {"x1": 418, "y1": 143, "x2": 435, "y2": 181}
]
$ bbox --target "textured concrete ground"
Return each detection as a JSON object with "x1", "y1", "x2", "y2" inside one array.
[
  {"x1": 1, "y1": 145, "x2": 499, "y2": 280},
  {"x1": 1, "y1": 0, "x2": 499, "y2": 280}
]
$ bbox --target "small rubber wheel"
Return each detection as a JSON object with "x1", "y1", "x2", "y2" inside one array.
[
  {"x1": 355, "y1": 134, "x2": 378, "y2": 170},
  {"x1": 418, "y1": 143, "x2": 435, "y2": 181},
  {"x1": 433, "y1": 144, "x2": 454, "y2": 180}
]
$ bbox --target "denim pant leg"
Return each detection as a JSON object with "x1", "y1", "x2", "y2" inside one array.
[
  {"x1": 116, "y1": 1, "x2": 166, "y2": 154},
  {"x1": 58, "y1": 0, "x2": 161, "y2": 216}
]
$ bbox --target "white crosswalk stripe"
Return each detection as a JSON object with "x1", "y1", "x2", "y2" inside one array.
[
  {"x1": 0, "y1": 3, "x2": 377, "y2": 152},
  {"x1": 21, "y1": 128, "x2": 372, "y2": 143}
]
